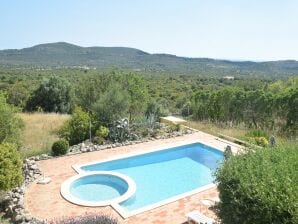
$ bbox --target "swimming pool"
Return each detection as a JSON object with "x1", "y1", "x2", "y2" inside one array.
[{"x1": 66, "y1": 142, "x2": 223, "y2": 217}]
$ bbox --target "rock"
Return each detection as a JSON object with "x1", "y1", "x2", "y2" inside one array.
[
  {"x1": 14, "y1": 214, "x2": 23, "y2": 223},
  {"x1": 40, "y1": 154, "x2": 48, "y2": 159},
  {"x1": 24, "y1": 214, "x2": 32, "y2": 222},
  {"x1": 30, "y1": 164, "x2": 38, "y2": 170}
]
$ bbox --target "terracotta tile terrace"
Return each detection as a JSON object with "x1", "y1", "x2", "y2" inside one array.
[{"x1": 24, "y1": 131, "x2": 240, "y2": 224}]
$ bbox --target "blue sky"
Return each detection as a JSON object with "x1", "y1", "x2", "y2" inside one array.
[{"x1": 1, "y1": 0, "x2": 297, "y2": 61}]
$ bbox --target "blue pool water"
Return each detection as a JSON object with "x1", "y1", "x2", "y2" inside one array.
[
  {"x1": 70, "y1": 174, "x2": 128, "y2": 201},
  {"x1": 81, "y1": 143, "x2": 223, "y2": 212}
]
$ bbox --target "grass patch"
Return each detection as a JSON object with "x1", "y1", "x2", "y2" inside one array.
[
  {"x1": 18, "y1": 113, "x2": 70, "y2": 158},
  {"x1": 185, "y1": 120, "x2": 248, "y2": 140},
  {"x1": 185, "y1": 120, "x2": 291, "y2": 145}
]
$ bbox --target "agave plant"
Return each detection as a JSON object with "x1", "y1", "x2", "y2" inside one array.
[{"x1": 109, "y1": 118, "x2": 138, "y2": 142}]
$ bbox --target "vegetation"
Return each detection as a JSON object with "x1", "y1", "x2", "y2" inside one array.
[
  {"x1": 215, "y1": 144, "x2": 298, "y2": 224},
  {"x1": 0, "y1": 215, "x2": 10, "y2": 224},
  {"x1": 92, "y1": 83, "x2": 130, "y2": 125},
  {"x1": 0, "y1": 66, "x2": 296, "y2": 152},
  {"x1": 1, "y1": 42, "x2": 298, "y2": 78},
  {"x1": 185, "y1": 120, "x2": 249, "y2": 140},
  {"x1": 26, "y1": 77, "x2": 72, "y2": 113},
  {"x1": 51, "y1": 139, "x2": 69, "y2": 156},
  {"x1": 191, "y1": 86, "x2": 298, "y2": 136},
  {"x1": 49, "y1": 214, "x2": 118, "y2": 224},
  {"x1": 94, "y1": 126, "x2": 109, "y2": 144},
  {"x1": 59, "y1": 107, "x2": 90, "y2": 145},
  {"x1": 0, "y1": 143, "x2": 23, "y2": 191},
  {"x1": 6, "y1": 81, "x2": 30, "y2": 109},
  {"x1": 18, "y1": 113, "x2": 70, "y2": 158},
  {"x1": 0, "y1": 42, "x2": 296, "y2": 224},
  {"x1": 0, "y1": 93, "x2": 23, "y2": 146}
]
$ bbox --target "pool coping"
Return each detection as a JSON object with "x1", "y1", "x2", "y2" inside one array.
[
  {"x1": 70, "y1": 138, "x2": 224, "y2": 218},
  {"x1": 72, "y1": 139, "x2": 224, "y2": 173},
  {"x1": 60, "y1": 171, "x2": 136, "y2": 207}
]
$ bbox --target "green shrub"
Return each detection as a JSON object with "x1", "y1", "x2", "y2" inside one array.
[
  {"x1": 254, "y1": 136, "x2": 269, "y2": 147},
  {"x1": 167, "y1": 123, "x2": 181, "y2": 133},
  {"x1": 245, "y1": 129, "x2": 269, "y2": 139},
  {"x1": 247, "y1": 136, "x2": 269, "y2": 147},
  {"x1": 51, "y1": 139, "x2": 69, "y2": 156},
  {"x1": 26, "y1": 77, "x2": 73, "y2": 113},
  {"x1": 95, "y1": 126, "x2": 109, "y2": 139},
  {"x1": 0, "y1": 93, "x2": 24, "y2": 146},
  {"x1": 215, "y1": 144, "x2": 298, "y2": 224},
  {"x1": 59, "y1": 106, "x2": 90, "y2": 145},
  {"x1": 93, "y1": 126, "x2": 109, "y2": 145},
  {"x1": 0, "y1": 143, "x2": 23, "y2": 191},
  {"x1": 49, "y1": 214, "x2": 118, "y2": 224}
]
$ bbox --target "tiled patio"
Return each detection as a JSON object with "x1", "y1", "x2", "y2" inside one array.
[{"x1": 24, "y1": 131, "x2": 240, "y2": 224}]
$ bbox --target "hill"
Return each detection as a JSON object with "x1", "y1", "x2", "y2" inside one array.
[{"x1": 1, "y1": 42, "x2": 298, "y2": 77}]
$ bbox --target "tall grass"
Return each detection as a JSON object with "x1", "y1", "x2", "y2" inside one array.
[
  {"x1": 185, "y1": 120, "x2": 290, "y2": 144},
  {"x1": 185, "y1": 120, "x2": 248, "y2": 140},
  {"x1": 18, "y1": 113, "x2": 70, "y2": 158}
]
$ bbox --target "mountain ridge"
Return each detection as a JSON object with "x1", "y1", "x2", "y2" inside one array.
[{"x1": 1, "y1": 42, "x2": 298, "y2": 77}]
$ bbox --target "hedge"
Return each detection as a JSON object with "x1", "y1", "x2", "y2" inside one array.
[
  {"x1": 0, "y1": 143, "x2": 23, "y2": 191},
  {"x1": 215, "y1": 144, "x2": 298, "y2": 224}
]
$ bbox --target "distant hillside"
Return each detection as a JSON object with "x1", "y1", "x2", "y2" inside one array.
[{"x1": 1, "y1": 42, "x2": 298, "y2": 77}]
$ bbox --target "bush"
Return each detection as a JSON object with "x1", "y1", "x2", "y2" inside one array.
[
  {"x1": 215, "y1": 144, "x2": 298, "y2": 224},
  {"x1": 254, "y1": 136, "x2": 269, "y2": 147},
  {"x1": 0, "y1": 143, "x2": 23, "y2": 191},
  {"x1": 26, "y1": 77, "x2": 73, "y2": 113},
  {"x1": 50, "y1": 214, "x2": 118, "y2": 224},
  {"x1": 167, "y1": 123, "x2": 181, "y2": 133},
  {"x1": 247, "y1": 136, "x2": 269, "y2": 147},
  {"x1": 95, "y1": 126, "x2": 109, "y2": 139},
  {"x1": 52, "y1": 139, "x2": 69, "y2": 156},
  {"x1": 93, "y1": 126, "x2": 109, "y2": 145},
  {"x1": 0, "y1": 93, "x2": 24, "y2": 146},
  {"x1": 59, "y1": 107, "x2": 90, "y2": 145}
]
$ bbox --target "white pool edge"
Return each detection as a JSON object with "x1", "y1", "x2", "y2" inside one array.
[
  {"x1": 60, "y1": 171, "x2": 136, "y2": 207},
  {"x1": 70, "y1": 139, "x2": 226, "y2": 218},
  {"x1": 72, "y1": 139, "x2": 225, "y2": 173},
  {"x1": 112, "y1": 183, "x2": 216, "y2": 218}
]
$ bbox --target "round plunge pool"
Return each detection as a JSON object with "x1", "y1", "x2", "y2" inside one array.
[{"x1": 61, "y1": 171, "x2": 136, "y2": 206}]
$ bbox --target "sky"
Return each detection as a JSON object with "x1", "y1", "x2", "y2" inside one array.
[{"x1": 0, "y1": 0, "x2": 298, "y2": 61}]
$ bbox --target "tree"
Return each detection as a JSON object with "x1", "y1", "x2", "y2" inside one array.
[
  {"x1": 284, "y1": 88, "x2": 298, "y2": 135},
  {"x1": 59, "y1": 106, "x2": 90, "y2": 145},
  {"x1": 92, "y1": 84, "x2": 130, "y2": 125},
  {"x1": 123, "y1": 74, "x2": 149, "y2": 121},
  {"x1": 0, "y1": 92, "x2": 23, "y2": 145},
  {"x1": 145, "y1": 100, "x2": 162, "y2": 121},
  {"x1": 6, "y1": 81, "x2": 30, "y2": 109},
  {"x1": 0, "y1": 143, "x2": 23, "y2": 191},
  {"x1": 27, "y1": 77, "x2": 73, "y2": 113}
]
